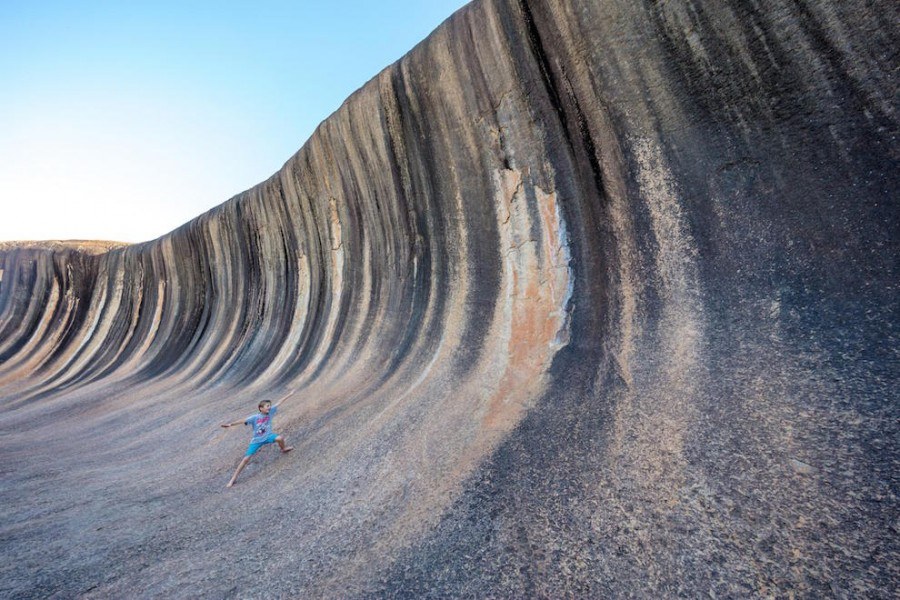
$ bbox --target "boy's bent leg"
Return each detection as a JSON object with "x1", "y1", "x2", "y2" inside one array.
[
  {"x1": 227, "y1": 456, "x2": 251, "y2": 488},
  {"x1": 275, "y1": 435, "x2": 294, "y2": 453}
]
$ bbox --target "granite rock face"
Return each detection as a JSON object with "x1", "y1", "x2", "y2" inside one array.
[{"x1": 1, "y1": 0, "x2": 897, "y2": 597}]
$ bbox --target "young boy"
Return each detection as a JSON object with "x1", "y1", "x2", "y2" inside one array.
[{"x1": 221, "y1": 391, "x2": 294, "y2": 487}]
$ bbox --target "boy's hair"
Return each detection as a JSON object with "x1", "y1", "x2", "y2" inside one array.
[{"x1": 258, "y1": 400, "x2": 272, "y2": 410}]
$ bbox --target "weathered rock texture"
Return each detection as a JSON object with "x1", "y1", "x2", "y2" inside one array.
[{"x1": 1, "y1": 0, "x2": 897, "y2": 597}]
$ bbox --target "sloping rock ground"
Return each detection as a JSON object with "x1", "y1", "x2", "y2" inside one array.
[{"x1": 0, "y1": 0, "x2": 897, "y2": 597}]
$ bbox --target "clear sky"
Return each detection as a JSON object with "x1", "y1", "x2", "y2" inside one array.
[{"x1": 0, "y1": 0, "x2": 470, "y2": 243}]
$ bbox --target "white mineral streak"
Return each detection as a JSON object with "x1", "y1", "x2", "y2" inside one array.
[
  {"x1": 482, "y1": 167, "x2": 572, "y2": 431},
  {"x1": 536, "y1": 184, "x2": 573, "y2": 351},
  {"x1": 120, "y1": 279, "x2": 165, "y2": 373},
  {"x1": 0, "y1": 267, "x2": 60, "y2": 382},
  {"x1": 51, "y1": 263, "x2": 114, "y2": 387},
  {"x1": 609, "y1": 136, "x2": 704, "y2": 508}
]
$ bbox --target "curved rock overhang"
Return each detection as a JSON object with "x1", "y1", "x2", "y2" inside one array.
[{"x1": 1, "y1": 0, "x2": 897, "y2": 597}]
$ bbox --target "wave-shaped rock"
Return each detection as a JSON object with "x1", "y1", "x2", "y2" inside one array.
[{"x1": 1, "y1": 0, "x2": 897, "y2": 597}]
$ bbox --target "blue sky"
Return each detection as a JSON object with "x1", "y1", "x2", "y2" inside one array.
[{"x1": 0, "y1": 1, "x2": 470, "y2": 243}]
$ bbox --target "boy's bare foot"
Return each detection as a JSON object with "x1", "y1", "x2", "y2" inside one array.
[{"x1": 282, "y1": 446, "x2": 294, "y2": 453}]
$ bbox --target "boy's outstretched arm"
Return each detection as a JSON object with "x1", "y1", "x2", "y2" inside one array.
[
  {"x1": 221, "y1": 419, "x2": 244, "y2": 429},
  {"x1": 272, "y1": 389, "x2": 296, "y2": 408}
]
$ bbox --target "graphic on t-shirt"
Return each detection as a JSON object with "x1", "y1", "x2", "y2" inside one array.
[{"x1": 245, "y1": 406, "x2": 277, "y2": 442}]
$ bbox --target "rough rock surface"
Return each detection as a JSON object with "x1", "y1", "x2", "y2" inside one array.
[{"x1": 1, "y1": 0, "x2": 897, "y2": 597}]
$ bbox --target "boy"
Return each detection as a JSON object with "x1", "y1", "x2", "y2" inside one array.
[{"x1": 221, "y1": 391, "x2": 294, "y2": 487}]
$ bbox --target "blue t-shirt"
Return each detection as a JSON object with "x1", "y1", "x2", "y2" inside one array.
[{"x1": 244, "y1": 406, "x2": 278, "y2": 443}]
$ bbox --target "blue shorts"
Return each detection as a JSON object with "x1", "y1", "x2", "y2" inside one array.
[{"x1": 245, "y1": 433, "x2": 279, "y2": 456}]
